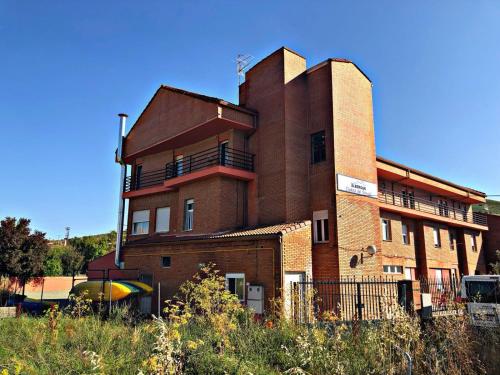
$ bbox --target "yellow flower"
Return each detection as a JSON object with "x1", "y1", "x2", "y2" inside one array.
[
  {"x1": 2, "y1": 369, "x2": 9, "y2": 375},
  {"x1": 186, "y1": 340, "x2": 198, "y2": 350}
]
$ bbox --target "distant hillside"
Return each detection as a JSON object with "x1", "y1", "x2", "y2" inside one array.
[{"x1": 473, "y1": 199, "x2": 500, "y2": 216}]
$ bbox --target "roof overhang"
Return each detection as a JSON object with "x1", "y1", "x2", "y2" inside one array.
[
  {"x1": 377, "y1": 157, "x2": 486, "y2": 204},
  {"x1": 123, "y1": 114, "x2": 255, "y2": 163}
]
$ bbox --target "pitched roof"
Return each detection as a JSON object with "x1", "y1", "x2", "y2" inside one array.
[{"x1": 125, "y1": 221, "x2": 311, "y2": 247}]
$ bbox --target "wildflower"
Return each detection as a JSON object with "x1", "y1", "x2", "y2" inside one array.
[{"x1": 186, "y1": 340, "x2": 198, "y2": 350}]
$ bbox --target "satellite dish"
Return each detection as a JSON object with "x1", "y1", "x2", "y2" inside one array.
[{"x1": 367, "y1": 245, "x2": 377, "y2": 255}]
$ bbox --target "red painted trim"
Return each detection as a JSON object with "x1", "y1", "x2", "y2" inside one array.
[
  {"x1": 122, "y1": 185, "x2": 175, "y2": 199},
  {"x1": 164, "y1": 166, "x2": 256, "y2": 188}
]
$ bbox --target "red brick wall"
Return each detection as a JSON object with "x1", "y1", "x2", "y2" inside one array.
[
  {"x1": 331, "y1": 61, "x2": 381, "y2": 277},
  {"x1": 127, "y1": 176, "x2": 245, "y2": 237},
  {"x1": 484, "y1": 214, "x2": 500, "y2": 271},
  {"x1": 122, "y1": 239, "x2": 279, "y2": 315}
]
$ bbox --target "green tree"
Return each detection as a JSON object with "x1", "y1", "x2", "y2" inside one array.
[
  {"x1": 61, "y1": 245, "x2": 84, "y2": 276},
  {"x1": 43, "y1": 246, "x2": 64, "y2": 276},
  {"x1": 69, "y1": 231, "x2": 116, "y2": 271},
  {"x1": 0, "y1": 217, "x2": 49, "y2": 291},
  {"x1": 491, "y1": 250, "x2": 500, "y2": 274}
]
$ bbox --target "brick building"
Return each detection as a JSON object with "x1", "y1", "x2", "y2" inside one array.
[{"x1": 115, "y1": 47, "x2": 489, "y2": 314}]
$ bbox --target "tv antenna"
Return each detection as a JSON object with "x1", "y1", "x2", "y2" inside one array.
[{"x1": 236, "y1": 54, "x2": 253, "y2": 85}]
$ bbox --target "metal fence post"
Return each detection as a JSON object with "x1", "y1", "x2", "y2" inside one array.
[{"x1": 356, "y1": 282, "x2": 363, "y2": 320}]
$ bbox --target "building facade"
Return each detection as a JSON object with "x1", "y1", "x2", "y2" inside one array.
[{"x1": 116, "y1": 47, "x2": 489, "y2": 314}]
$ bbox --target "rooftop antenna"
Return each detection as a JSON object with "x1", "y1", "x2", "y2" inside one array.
[
  {"x1": 64, "y1": 226, "x2": 70, "y2": 246},
  {"x1": 237, "y1": 54, "x2": 253, "y2": 85}
]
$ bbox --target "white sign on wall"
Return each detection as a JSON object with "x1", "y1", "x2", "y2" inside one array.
[{"x1": 337, "y1": 174, "x2": 377, "y2": 198}]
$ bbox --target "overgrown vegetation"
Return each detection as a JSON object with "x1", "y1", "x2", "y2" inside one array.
[{"x1": 0, "y1": 264, "x2": 498, "y2": 375}]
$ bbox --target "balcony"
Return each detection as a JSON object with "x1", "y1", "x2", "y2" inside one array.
[
  {"x1": 378, "y1": 188, "x2": 488, "y2": 229},
  {"x1": 123, "y1": 146, "x2": 255, "y2": 196}
]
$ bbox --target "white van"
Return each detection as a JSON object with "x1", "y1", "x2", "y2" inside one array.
[{"x1": 461, "y1": 275, "x2": 500, "y2": 327}]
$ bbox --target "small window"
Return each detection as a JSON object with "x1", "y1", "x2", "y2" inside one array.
[
  {"x1": 132, "y1": 210, "x2": 150, "y2": 235},
  {"x1": 471, "y1": 233, "x2": 477, "y2": 252},
  {"x1": 161, "y1": 256, "x2": 171, "y2": 268},
  {"x1": 313, "y1": 210, "x2": 329, "y2": 243},
  {"x1": 382, "y1": 219, "x2": 392, "y2": 241},
  {"x1": 433, "y1": 226, "x2": 441, "y2": 248},
  {"x1": 311, "y1": 131, "x2": 326, "y2": 164},
  {"x1": 402, "y1": 222, "x2": 410, "y2": 245},
  {"x1": 225, "y1": 273, "x2": 245, "y2": 301},
  {"x1": 383, "y1": 265, "x2": 403, "y2": 274},
  {"x1": 449, "y1": 229, "x2": 456, "y2": 250},
  {"x1": 156, "y1": 207, "x2": 170, "y2": 233},
  {"x1": 184, "y1": 199, "x2": 194, "y2": 231}
]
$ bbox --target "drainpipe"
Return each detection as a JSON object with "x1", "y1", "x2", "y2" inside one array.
[{"x1": 115, "y1": 113, "x2": 128, "y2": 268}]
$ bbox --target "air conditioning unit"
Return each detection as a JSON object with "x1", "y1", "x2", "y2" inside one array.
[{"x1": 247, "y1": 284, "x2": 264, "y2": 314}]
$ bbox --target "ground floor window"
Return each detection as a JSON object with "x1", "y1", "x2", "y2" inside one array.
[
  {"x1": 383, "y1": 265, "x2": 403, "y2": 274},
  {"x1": 161, "y1": 256, "x2": 171, "y2": 268},
  {"x1": 225, "y1": 273, "x2": 245, "y2": 301},
  {"x1": 313, "y1": 210, "x2": 329, "y2": 243},
  {"x1": 404, "y1": 267, "x2": 416, "y2": 280}
]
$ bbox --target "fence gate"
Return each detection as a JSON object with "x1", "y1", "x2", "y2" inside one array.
[{"x1": 291, "y1": 277, "x2": 402, "y2": 323}]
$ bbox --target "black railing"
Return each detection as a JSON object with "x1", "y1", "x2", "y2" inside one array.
[
  {"x1": 378, "y1": 188, "x2": 488, "y2": 226},
  {"x1": 292, "y1": 277, "x2": 400, "y2": 323},
  {"x1": 420, "y1": 276, "x2": 460, "y2": 313},
  {"x1": 124, "y1": 146, "x2": 254, "y2": 192}
]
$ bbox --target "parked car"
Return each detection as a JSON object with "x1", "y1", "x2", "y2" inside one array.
[{"x1": 461, "y1": 275, "x2": 500, "y2": 327}]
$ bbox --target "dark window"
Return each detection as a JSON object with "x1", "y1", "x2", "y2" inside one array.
[
  {"x1": 135, "y1": 165, "x2": 142, "y2": 189},
  {"x1": 219, "y1": 141, "x2": 228, "y2": 166},
  {"x1": 311, "y1": 131, "x2": 326, "y2": 164},
  {"x1": 161, "y1": 256, "x2": 171, "y2": 268},
  {"x1": 465, "y1": 281, "x2": 500, "y2": 303}
]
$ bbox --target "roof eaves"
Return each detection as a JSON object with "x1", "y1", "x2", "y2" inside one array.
[{"x1": 376, "y1": 156, "x2": 486, "y2": 197}]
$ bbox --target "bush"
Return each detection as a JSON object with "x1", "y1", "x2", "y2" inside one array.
[{"x1": 0, "y1": 266, "x2": 499, "y2": 375}]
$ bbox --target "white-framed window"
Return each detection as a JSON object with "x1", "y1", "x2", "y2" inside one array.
[
  {"x1": 404, "y1": 267, "x2": 415, "y2": 280},
  {"x1": 434, "y1": 269, "x2": 443, "y2": 290},
  {"x1": 155, "y1": 207, "x2": 170, "y2": 233},
  {"x1": 183, "y1": 199, "x2": 194, "y2": 231},
  {"x1": 225, "y1": 273, "x2": 245, "y2": 301},
  {"x1": 402, "y1": 222, "x2": 410, "y2": 245},
  {"x1": 132, "y1": 210, "x2": 150, "y2": 235},
  {"x1": 382, "y1": 219, "x2": 392, "y2": 241},
  {"x1": 432, "y1": 226, "x2": 441, "y2": 247},
  {"x1": 313, "y1": 210, "x2": 329, "y2": 243},
  {"x1": 383, "y1": 265, "x2": 403, "y2": 274},
  {"x1": 470, "y1": 232, "x2": 477, "y2": 252},
  {"x1": 175, "y1": 155, "x2": 183, "y2": 176}
]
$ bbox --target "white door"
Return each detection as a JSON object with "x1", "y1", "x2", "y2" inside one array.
[{"x1": 284, "y1": 272, "x2": 305, "y2": 319}]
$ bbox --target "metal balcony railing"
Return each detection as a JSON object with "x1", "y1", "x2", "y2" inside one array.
[
  {"x1": 378, "y1": 188, "x2": 488, "y2": 226},
  {"x1": 124, "y1": 146, "x2": 254, "y2": 192}
]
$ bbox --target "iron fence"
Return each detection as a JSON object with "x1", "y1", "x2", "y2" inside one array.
[
  {"x1": 124, "y1": 146, "x2": 254, "y2": 192},
  {"x1": 419, "y1": 276, "x2": 460, "y2": 313},
  {"x1": 378, "y1": 188, "x2": 487, "y2": 226},
  {"x1": 292, "y1": 277, "x2": 402, "y2": 323}
]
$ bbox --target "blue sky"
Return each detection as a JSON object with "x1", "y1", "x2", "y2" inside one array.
[{"x1": 0, "y1": 1, "x2": 499, "y2": 239}]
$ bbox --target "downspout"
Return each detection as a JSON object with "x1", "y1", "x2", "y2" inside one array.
[
  {"x1": 279, "y1": 233, "x2": 285, "y2": 303},
  {"x1": 115, "y1": 113, "x2": 128, "y2": 268}
]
